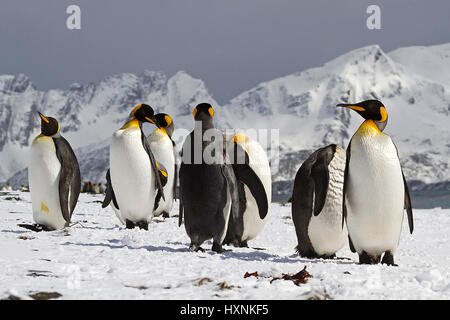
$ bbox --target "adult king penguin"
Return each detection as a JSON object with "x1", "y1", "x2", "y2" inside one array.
[
  {"x1": 179, "y1": 103, "x2": 240, "y2": 253},
  {"x1": 223, "y1": 133, "x2": 270, "y2": 247},
  {"x1": 291, "y1": 144, "x2": 347, "y2": 258},
  {"x1": 102, "y1": 104, "x2": 166, "y2": 230},
  {"x1": 148, "y1": 113, "x2": 177, "y2": 218},
  {"x1": 338, "y1": 100, "x2": 413, "y2": 265},
  {"x1": 28, "y1": 112, "x2": 81, "y2": 231}
]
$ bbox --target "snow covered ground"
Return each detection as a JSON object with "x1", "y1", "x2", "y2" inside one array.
[{"x1": 0, "y1": 191, "x2": 449, "y2": 300}]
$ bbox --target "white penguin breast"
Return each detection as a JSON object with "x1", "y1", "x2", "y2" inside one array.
[
  {"x1": 148, "y1": 130, "x2": 175, "y2": 216},
  {"x1": 307, "y1": 147, "x2": 347, "y2": 256},
  {"x1": 110, "y1": 128, "x2": 156, "y2": 222},
  {"x1": 29, "y1": 135, "x2": 66, "y2": 229},
  {"x1": 346, "y1": 134, "x2": 405, "y2": 256}
]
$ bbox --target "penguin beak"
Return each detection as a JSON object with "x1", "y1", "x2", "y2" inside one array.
[
  {"x1": 336, "y1": 104, "x2": 366, "y2": 112},
  {"x1": 145, "y1": 116, "x2": 161, "y2": 129},
  {"x1": 38, "y1": 112, "x2": 49, "y2": 123}
]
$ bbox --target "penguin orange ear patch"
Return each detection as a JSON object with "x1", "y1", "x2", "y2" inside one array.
[
  {"x1": 208, "y1": 107, "x2": 214, "y2": 118},
  {"x1": 164, "y1": 115, "x2": 172, "y2": 126},
  {"x1": 131, "y1": 104, "x2": 142, "y2": 116},
  {"x1": 379, "y1": 106, "x2": 388, "y2": 122},
  {"x1": 193, "y1": 108, "x2": 198, "y2": 118}
]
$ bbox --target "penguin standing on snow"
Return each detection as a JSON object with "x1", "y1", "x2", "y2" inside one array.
[
  {"x1": 27, "y1": 112, "x2": 81, "y2": 231},
  {"x1": 102, "y1": 104, "x2": 166, "y2": 230},
  {"x1": 178, "y1": 103, "x2": 240, "y2": 252},
  {"x1": 148, "y1": 113, "x2": 177, "y2": 218},
  {"x1": 291, "y1": 144, "x2": 347, "y2": 259},
  {"x1": 338, "y1": 100, "x2": 413, "y2": 265},
  {"x1": 223, "y1": 133, "x2": 270, "y2": 247}
]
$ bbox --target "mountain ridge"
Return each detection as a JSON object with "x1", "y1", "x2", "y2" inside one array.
[{"x1": 2, "y1": 43, "x2": 449, "y2": 204}]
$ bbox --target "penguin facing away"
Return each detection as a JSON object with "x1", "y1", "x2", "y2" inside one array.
[
  {"x1": 291, "y1": 144, "x2": 347, "y2": 259},
  {"x1": 28, "y1": 112, "x2": 81, "y2": 231},
  {"x1": 102, "y1": 104, "x2": 166, "y2": 230},
  {"x1": 223, "y1": 133, "x2": 270, "y2": 247},
  {"x1": 178, "y1": 103, "x2": 240, "y2": 253},
  {"x1": 338, "y1": 100, "x2": 413, "y2": 265},
  {"x1": 147, "y1": 113, "x2": 177, "y2": 218}
]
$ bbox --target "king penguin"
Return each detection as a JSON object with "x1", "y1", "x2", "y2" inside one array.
[
  {"x1": 223, "y1": 133, "x2": 270, "y2": 247},
  {"x1": 102, "y1": 104, "x2": 166, "y2": 230},
  {"x1": 338, "y1": 100, "x2": 414, "y2": 265},
  {"x1": 178, "y1": 103, "x2": 240, "y2": 253},
  {"x1": 291, "y1": 144, "x2": 347, "y2": 259},
  {"x1": 147, "y1": 113, "x2": 177, "y2": 218},
  {"x1": 28, "y1": 112, "x2": 81, "y2": 231}
]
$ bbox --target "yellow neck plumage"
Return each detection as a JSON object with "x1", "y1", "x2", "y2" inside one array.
[
  {"x1": 355, "y1": 120, "x2": 383, "y2": 137},
  {"x1": 121, "y1": 118, "x2": 140, "y2": 130},
  {"x1": 155, "y1": 127, "x2": 168, "y2": 136}
]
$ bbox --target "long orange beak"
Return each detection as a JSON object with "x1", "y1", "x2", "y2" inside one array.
[
  {"x1": 38, "y1": 112, "x2": 49, "y2": 123},
  {"x1": 336, "y1": 104, "x2": 366, "y2": 112},
  {"x1": 145, "y1": 116, "x2": 161, "y2": 128}
]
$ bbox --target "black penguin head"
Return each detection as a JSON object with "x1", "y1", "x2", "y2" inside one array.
[
  {"x1": 130, "y1": 104, "x2": 160, "y2": 127},
  {"x1": 193, "y1": 103, "x2": 214, "y2": 121},
  {"x1": 337, "y1": 99, "x2": 388, "y2": 131},
  {"x1": 154, "y1": 113, "x2": 174, "y2": 137},
  {"x1": 38, "y1": 112, "x2": 60, "y2": 136}
]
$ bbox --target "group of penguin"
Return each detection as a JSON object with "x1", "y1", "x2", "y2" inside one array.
[{"x1": 27, "y1": 99, "x2": 413, "y2": 265}]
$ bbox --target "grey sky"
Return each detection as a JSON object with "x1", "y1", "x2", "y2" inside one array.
[{"x1": 1, "y1": 0, "x2": 449, "y2": 104}]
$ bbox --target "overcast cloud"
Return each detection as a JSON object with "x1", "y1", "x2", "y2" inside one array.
[{"x1": 0, "y1": 0, "x2": 449, "y2": 103}]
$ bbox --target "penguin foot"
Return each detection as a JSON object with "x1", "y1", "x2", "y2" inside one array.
[
  {"x1": 125, "y1": 220, "x2": 135, "y2": 229},
  {"x1": 381, "y1": 251, "x2": 397, "y2": 266},
  {"x1": 359, "y1": 251, "x2": 381, "y2": 264},
  {"x1": 136, "y1": 221, "x2": 149, "y2": 230},
  {"x1": 162, "y1": 211, "x2": 170, "y2": 218},
  {"x1": 240, "y1": 240, "x2": 249, "y2": 248},
  {"x1": 189, "y1": 243, "x2": 205, "y2": 252},
  {"x1": 212, "y1": 242, "x2": 230, "y2": 253},
  {"x1": 321, "y1": 254, "x2": 336, "y2": 260}
]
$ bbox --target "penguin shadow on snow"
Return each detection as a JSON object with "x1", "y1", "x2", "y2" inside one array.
[
  {"x1": 59, "y1": 240, "x2": 188, "y2": 254},
  {"x1": 209, "y1": 247, "x2": 356, "y2": 265}
]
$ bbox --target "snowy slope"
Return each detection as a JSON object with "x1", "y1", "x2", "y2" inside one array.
[
  {"x1": 0, "y1": 191, "x2": 449, "y2": 300},
  {"x1": 389, "y1": 43, "x2": 450, "y2": 87}
]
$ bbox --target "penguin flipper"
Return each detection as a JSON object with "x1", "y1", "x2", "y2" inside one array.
[
  {"x1": 402, "y1": 170, "x2": 414, "y2": 234},
  {"x1": 102, "y1": 169, "x2": 119, "y2": 209},
  {"x1": 221, "y1": 164, "x2": 240, "y2": 222},
  {"x1": 141, "y1": 129, "x2": 165, "y2": 201},
  {"x1": 53, "y1": 136, "x2": 81, "y2": 223},
  {"x1": 342, "y1": 141, "x2": 352, "y2": 229},
  {"x1": 392, "y1": 142, "x2": 414, "y2": 234},
  {"x1": 153, "y1": 163, "x2": 168, "y2": 211},
  {"x1": 310, "y1": 146, "x2": 335, "y2": 216},
  {"x1": 348, "y1": 234, "x2": 356, "y2": 253},
  {"x1": 173, "y1": 162, "x2": 178, "y2": 200},
  {"x1": 178, "y1": 182, "x2": 183, "y2": 227},
  {"x1": 231, "y1": 143, "x2": 268, "y2": 219}
]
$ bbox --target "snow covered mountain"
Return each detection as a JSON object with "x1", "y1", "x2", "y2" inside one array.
[
  {"x1": 2, "y1": 43, "x2": 450, "y2": 204},
  {"x1": 0, "y1": 70, "x2": 223, "y2": 184},
  {"x1": 222, "y1": 43, "x2": 450, "y2": 199}
]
